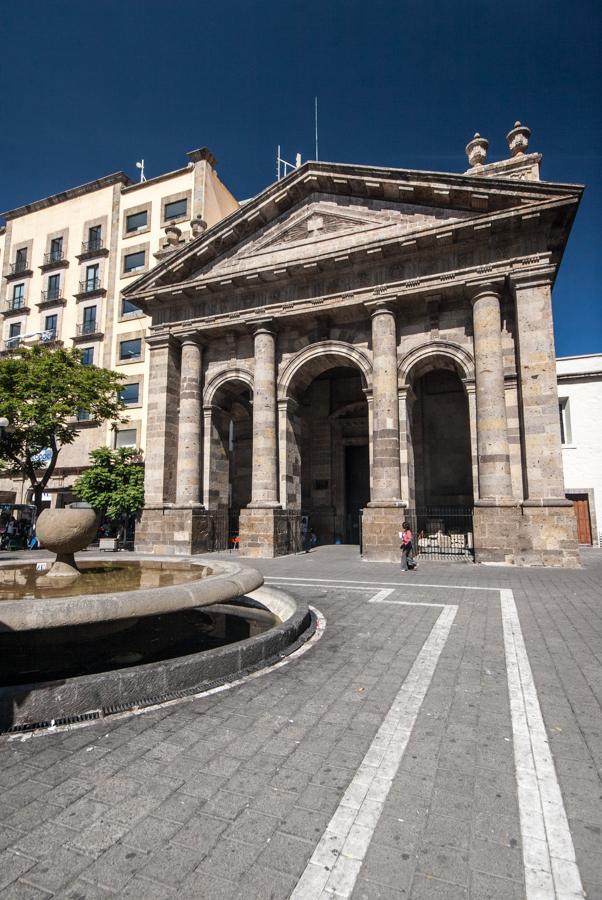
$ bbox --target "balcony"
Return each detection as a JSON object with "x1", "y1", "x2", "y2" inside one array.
[
  {"x1": 39, "y1": 288, "x2": 65, "y2": 308},
  {"x1": 39, "y1": 250, "x2": 69, "y2": 271},
  {"x1": 73, "y1": 320, "x2": 103, "y2": 341},
  {"x1": 0, "y1": 336, "x2": 22, "y2": 355},
  {"x1": 74, "y1": 277, "x2": 105, "y2": 300},
  {"x1": 3, "y1": 298, "x2": 29, "y2": 316},
  {"x1": 5, "y1": 260, "x2": 33, "y2": 281},
  {"x1": 77, "y1": 239, "x2": 109, "y2": 262}
]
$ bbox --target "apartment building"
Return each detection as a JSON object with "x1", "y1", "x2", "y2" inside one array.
[{"x1": 0, "y1": 147, "x2": 238, "y2": 508}]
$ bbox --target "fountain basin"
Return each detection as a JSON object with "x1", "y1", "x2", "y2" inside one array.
[
  {"x1": 0, "y1": 557, "x2": 314, "y2": 732},
  {"x1": 0, "y1": 558, "x2": 262, "y2": 631}
]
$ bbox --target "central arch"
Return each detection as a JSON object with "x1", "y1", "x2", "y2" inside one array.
[{"x1": 278, "y1": 342, "x2": 373, "y2": 546}]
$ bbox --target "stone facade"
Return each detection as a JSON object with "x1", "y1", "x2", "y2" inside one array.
[{"x1": 128, "y1": 125, "x2": 582, "y2": 566}]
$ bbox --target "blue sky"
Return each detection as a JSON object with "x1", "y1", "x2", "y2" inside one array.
[{"x1": 1, "y1": 0, "x2": 600, "y2": 356}]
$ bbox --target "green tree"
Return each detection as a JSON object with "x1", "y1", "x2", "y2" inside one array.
[
  {"x1": 0, "y1": 345, "x2": 126, "y2": 512},
  {"x1": 73, "y1": 446, "x2": 145, "y2": 523}
]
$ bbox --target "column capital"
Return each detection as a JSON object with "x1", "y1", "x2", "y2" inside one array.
[
  {"x1": 363, "y1": 297, "x2": 399, "y2": 317},
  {"x1": 247, "y1": 317, "x2": 277, "y2": 337},
  {"x1": 145, "y1": 331, "x2": 180, "y2": 351},
  {"x1": 508, "y1": 267, "x2": 555, "y2": 294},
  {"x1": 465, "y1": 277, "x2": 505, "y2": 303},
  {"x1": 179, "y1": 333, "x2": 204, "y2": 349}
]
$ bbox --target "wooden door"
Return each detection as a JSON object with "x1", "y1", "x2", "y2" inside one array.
[{"x1": 567, "y1": 494, "x2": 592, "y2": 545}]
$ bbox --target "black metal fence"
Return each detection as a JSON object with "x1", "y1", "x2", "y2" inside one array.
[
  {"x1": 406, "y1": 507, "x2": 474, "y2": 560},
  {"x1": 207, "y1": 510, "x2": 240, "y2": 551}
]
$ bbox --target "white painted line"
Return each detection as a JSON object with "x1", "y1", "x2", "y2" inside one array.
[
  {"x1": 265, "y1": 574, "x2": 498, "y2": 591},
  {"x1": 501, "y1": 589, "x2": 585, "y2": 899},
  {"x1": 367, "y1": 588, "x2": 395, "y2": 603},
  {"x1": 291, "y1": 603, "x2": 458, "y2": 899}
]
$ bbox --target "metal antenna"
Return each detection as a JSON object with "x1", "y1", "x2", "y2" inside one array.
[
  {"x1": 276, "y1": 146, "x2": 301, "y2": 181},
  {"x1": 135, "y1": 159, "x2": 146, "y2": 183},
  {"x1": 315, "y1": 96, "x2": 319, "y2": 161}
]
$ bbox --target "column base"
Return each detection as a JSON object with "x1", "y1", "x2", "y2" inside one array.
[
  {"x1": 361, "y1": 506, "x2": 405, "y2": 562},
  {"x1": 136, "y1": 505, "x2": 212, "y2": 556},
  {"x1": 473, "y1": 501, "x2": 580, "y2": 567},
  {"x1": 239, "y1": 508, "x2": 291, "y2": 558}
]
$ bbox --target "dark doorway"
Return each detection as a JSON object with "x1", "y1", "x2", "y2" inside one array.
[
  {"x1": 411, "y1": 368, "x2": 473, "y2": 507},
  {"x1": 298, "y1": 365, "x2": 369, "y2": 545},
  {"x1": 345, "y1": 444, "x2": 370, "y2": 544}
]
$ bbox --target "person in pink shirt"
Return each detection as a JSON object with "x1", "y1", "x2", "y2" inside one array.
[{"x1": 399, "y1": 521, "x2": 417, "y2": 572}]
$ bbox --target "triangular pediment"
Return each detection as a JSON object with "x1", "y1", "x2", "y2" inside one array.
[{"x1": 124, "y1": 159, "x2": 582, "y2": 301}]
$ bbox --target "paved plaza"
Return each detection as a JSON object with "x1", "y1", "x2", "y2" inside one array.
[{"x1": 1, "y1": 546, "x2": 601, "y2": 899}]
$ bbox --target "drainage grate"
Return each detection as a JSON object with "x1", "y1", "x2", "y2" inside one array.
[{"x1": 1, "y1": 611, "x2": 317, "y2": 737}]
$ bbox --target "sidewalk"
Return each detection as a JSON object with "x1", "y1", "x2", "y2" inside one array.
[{"x1": 0, "y1": 546, "x2": 600, "y2": 898}]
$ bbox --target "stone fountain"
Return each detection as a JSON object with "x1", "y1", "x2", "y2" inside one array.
[{"x1": 35, "y1": 507, "x2": 99, "y2": 577}]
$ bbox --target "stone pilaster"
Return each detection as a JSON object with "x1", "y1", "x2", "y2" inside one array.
[
  {"x1": 362, "y1": 303, "x2": 404, "y2": 562},
  {"x1": 140, "y1": 333, "x2": 181, "y2": 505},
  {"x1": 511, "y1": 270, "x2": 579, "y2": 567},
  {"x1": 176, "y1": 338, "x2": 203, "y2": 505}
]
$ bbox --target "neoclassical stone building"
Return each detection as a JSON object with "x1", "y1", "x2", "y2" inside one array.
[{"x1": 127, "y1": 125, "x2": 582, "y2": 566}]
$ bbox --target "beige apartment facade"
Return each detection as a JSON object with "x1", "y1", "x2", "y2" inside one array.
[
  {"x1": 0, "y1": 147, "x2": 238, "y2": 508},
  {"x1": 127, "y1": 124, "x2": 582, "y2": 567}
]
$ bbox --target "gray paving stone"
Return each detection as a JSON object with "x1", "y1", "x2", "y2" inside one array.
[
  {"x1": 0, "y1": 881, "x2": 52, "y2": 900},
  {"x1": 359, "y1": 841, "x2": 417, "y2": 891},
  {"x1": 19, "y1": 847, "x2": 91, "y2": 894},
  {"x1": 416, "y1": 841, "x2": 470, "y2": 888},
  {"x1": 469, "y1": 837, "x2": 523, "y2": 882},
  {"x1": 0, "y1": 851, "x2": 37, "y2": 891},
  {"x1": 409, "y1": 873, "x2": 469, "y2": 899},
  {"x1": 121, "y1": 815, "x2": 182, "y2": 852},
  {"x1": 469, "y1": 870, "x2": 524, "y2": 899},
  {"x1": 79, "y1": 844, "x2": 147, "y2": 891},
  {"x1": 195, "y1": 838, "x2": 262, "y2": 881}
]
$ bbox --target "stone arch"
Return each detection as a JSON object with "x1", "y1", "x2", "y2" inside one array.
[
  {"x1": 398, "y1": 340, "x2": 475, "y2": 387},
  {"x1": 203, "y1": 366, "x2": 254, "y2": 407},
  {"x1": 278, "y1": 340, "x2": 373, "y2": 401}
]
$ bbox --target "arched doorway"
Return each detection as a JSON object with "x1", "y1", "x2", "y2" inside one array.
[
  {"x1": 205, "y1": 377, "x2": 252, "y2": 545},
  {"x1": 279, "y1": 344, "x2": 372, "y2": 546}
]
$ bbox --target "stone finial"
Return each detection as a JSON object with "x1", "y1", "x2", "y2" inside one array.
[
  {"x1": 164, "y1": 224, "x2": 182, "y2": 246},
  {"x1": 190, "y1": 216, "x2": 207, "y2": 238},
  {"x1": 506, "y1": 121, "x2": 531, "y2": 156},
  {"x1": 465, "y1": 133, "x2": 489, "y2": 168}
]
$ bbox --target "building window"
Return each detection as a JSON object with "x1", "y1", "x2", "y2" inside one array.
[
  {"x1": 164, "y1": 198, "x2": 187, "y2": 221},
  {"x1": 44, "y1": 314, "x2": 58, "y2": 335},
  {"x1": 121, "y1": 297, "x2": 142, "y2": 316},
  {"x1": 11, "y1": 284, "x2": 25, "y2": 310},
  {"x1": 81, "y1": 306, "x2": 97, "y2": 335},
  {"x1": 123, "y1": 251, "x2": 145, "y2": 274},
  {"x1": 76, "y1": 410, "x2": 90, "y2": 422},
  {"x1": 126, "y1": 211, "x2": 148, "y2": 233},
  {"x1": 88, "y1": 225, "x2": 102, "y2": 250},
  {"x1": 9, "y1": 322, "x2": 21, "y2": 340},
  {"x1": 115, "y1": 428, "x2": 137, "y2": 449},
  {"x1": 559, "y1": 398, "x2": 572, "y2": 445},
  {"x1": 81, "y1": 347, "x2": 94, "y2": 366},
  {"x1": 47, "y1": 273, "x2": 61, "y2": 300},
  {"x1": 85, "y1": 263, "x2": 100, "y2": 291},
  {"x1": 49, "y1": 237, "x2": 63, "y2": 262},
  {"x1": 119, "y1": 338, "x2": 142, "y2": 361},
  {"x1": 15, "y1": 247, "x2": 28, "y2": 271},
  {"x1": 120, "y1": 383, "x2": 140, "y2": 405}
]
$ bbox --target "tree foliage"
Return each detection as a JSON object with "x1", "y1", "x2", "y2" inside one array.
[
  {"x1": 74, "y1": 447, "x2": 145, "y2": 520},
  {"x1": 0, "y1": 345, "x2": 126, "y2": 511}
]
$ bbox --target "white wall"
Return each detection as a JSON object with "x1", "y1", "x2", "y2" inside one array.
[{"x1": 557, "y1": 354, "x2": 602, "y2": 545}]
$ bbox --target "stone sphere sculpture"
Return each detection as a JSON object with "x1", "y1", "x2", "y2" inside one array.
[{"x1": 36, "y1": 508, "x2": 99, "y2": 577}]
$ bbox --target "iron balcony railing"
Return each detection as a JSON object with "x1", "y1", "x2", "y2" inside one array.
[
  {"x1": 9, "y1": 259, "x2": 28, "y2": 274},
  {"x1": 4, "y1": 336, "x2": 22, "y2": 350},
  {"x1": 41, "y1": 288, "x2": 62, "y2": 302},
  {"x1": 43, "y1": 250, "x2": 64, "y2": 265},
  {"x1": 76, "y1": 320, "x2": 98, "y2": 336},
  {"x1": 7, "y1": 298, "x2": 26, "y2": 311},
  {"x1": 81, "y1": 238, "x2": 103, "y2": 254},
  {"x1": 79, "y1": 277, "x2": 101, "y2": 294},
  {"x1": 40, "y1": 329, "x2": 58, "y2": 343}
]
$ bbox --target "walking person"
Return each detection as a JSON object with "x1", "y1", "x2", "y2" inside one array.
[{"x1": 400, "y1": 521, "x2": 417, "y2": 572}]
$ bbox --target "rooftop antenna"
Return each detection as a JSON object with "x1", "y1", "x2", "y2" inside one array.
[
  {"x1": 315, "y1": 96, "x2": 319, "y2": 161},
  {"x1": 276, "y1": 146, "x2": 302, "y2": 181},
  {"x1": 135, "y1": 159, "x2": 146, "y2": 183}
]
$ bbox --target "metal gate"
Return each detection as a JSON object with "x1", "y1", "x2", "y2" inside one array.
[
  {"x1": 207, "y1": 509, "x2": 240, "y2": 552},
  {"x1": 406, "y1": 507, "x2": 474, "y2": 560}
]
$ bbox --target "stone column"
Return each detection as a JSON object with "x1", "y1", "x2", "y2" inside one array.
[
  {"x1": 369, "y1": 304, "x2": 402, "y2": 504},
  {"x1": 176, "y1": 338, "x2": 203, "y2": 505},
  {"x1": 469, "y1": 281, "x2": 513, "y2": 500},
  {"x1": 239, "y1": 322, "x2": 284, "y2": 558},
  {"x1": 361, "y1": 302, "x2": 404, "y2": 561},
  {"x1": 510, "y1": 270, "x2": 578, "y2": 567},
  {"x1": 249, "y1": 323, "x2": 280, "y2": 508}
]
